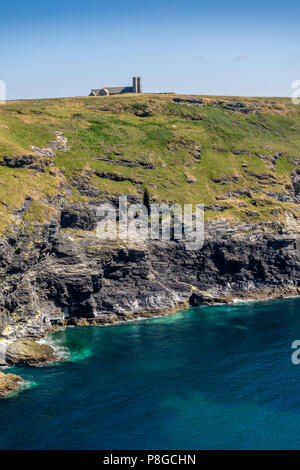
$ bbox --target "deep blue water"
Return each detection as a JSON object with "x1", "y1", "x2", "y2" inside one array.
[{"x1": 1, "y1": 297, "x2": 300, "y2": 449}]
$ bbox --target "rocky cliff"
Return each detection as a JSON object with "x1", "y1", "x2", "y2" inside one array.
[
  {"x1": 0, "y1": 204, "x2": 299, "y2": 347},
  {"x1": 0, "y1": 94, "x2": 300, "y2": 366}
]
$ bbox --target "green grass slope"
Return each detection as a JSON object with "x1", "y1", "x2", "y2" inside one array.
[{"x1": 0, "y1": 93, "x2": 299, "y2": 233}]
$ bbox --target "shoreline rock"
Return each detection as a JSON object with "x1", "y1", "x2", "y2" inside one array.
[
  {"x1": 64, "y1": 286, "x2": 300, "y2": 329},
  {"x1": 5, "y1": 339, "x2": 57, "y2": 366},
  {"x1": 0, "y1": 371, "x2": 23, "y2": 397}
]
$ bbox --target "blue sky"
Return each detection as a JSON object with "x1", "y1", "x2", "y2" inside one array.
[{"x1": 1, "y1": 0, "x2": 299, "y2": 99}]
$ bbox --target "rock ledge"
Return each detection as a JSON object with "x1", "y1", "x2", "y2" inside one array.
[
  {"x1": 0, "y1": 371, "x2": 23, "y2": 397},
  {"x1": 5, "y1": 339, "x2": 57, "y2": 366}
]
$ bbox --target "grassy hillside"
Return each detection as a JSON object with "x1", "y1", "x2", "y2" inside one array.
[{"x1": 0, "y1": 93, "x2": 299, "y2": 233}]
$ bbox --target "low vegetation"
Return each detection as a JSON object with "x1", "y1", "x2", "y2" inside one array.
[{"x1": 0, "y1": 93, "x2": 299, "y2": 233}]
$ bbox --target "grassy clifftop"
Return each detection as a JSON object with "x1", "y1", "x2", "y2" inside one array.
[{"x1": 0, "y1": 93, "x2": 299, "y2": 233}]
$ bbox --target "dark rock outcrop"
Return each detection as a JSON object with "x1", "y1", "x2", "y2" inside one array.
[
  {"x1": 60, "y1": 204, "x2": 97, "y2": 230},
  {"x1": 212, "y1": 176, "x2": 239, "y2": 185},
  {"x1": 93, "y1": 157, "x2": 155, "y2": 169},
  {"x1": 0, "y1": 155, "x2": 56, "y2": 173},
  {"x1": 214, "y1": 100, "x2": 259, "y2": 114},
  {"x1": 0, "y1": 207, "x2": 299, "y2": 345},
  {"x1": 173, "y1": 98, "x2": 203, "y2": 105},
  {"x1": 94, "y1": 171, "x2": 143, "y2": 185}
]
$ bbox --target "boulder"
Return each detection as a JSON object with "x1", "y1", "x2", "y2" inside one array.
[
  {"x1": 0, "y1": 371, "x2": 23, "y2": 397},
  {"x1": 6, "y1": 339, "x2": 57, "y2": 366}
]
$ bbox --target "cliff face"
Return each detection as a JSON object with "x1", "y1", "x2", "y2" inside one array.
[
  {"x1": 0, "y1": 94, "x2": 300, "y2": 349},
  {"x1": 1, "y1": 205, "x2": 299, "y2": 342}
]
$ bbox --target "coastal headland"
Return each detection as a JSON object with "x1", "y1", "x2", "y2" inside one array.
[{"x1": 0, "y1": 93, "x2": 300, "y2": 388}]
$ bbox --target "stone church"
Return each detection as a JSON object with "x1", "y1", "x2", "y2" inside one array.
[{"x1": 89, "y1": 77, "x2": 142, "y2": 96}]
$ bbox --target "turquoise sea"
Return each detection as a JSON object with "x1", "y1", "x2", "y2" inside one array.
[{"x1": 1, "y1": 297, "x2": 300, "y2": 450}]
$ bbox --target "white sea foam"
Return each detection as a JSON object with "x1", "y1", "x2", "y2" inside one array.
[
  {"x1": 232, "y1": 298, "x2": 257, "y2": 304},
  {"x1": 37, "y1": 336, "x2": 70, "y2": 361},
  {"x1": 4, "y1": 379, "x2": 38, "y2": 399}
]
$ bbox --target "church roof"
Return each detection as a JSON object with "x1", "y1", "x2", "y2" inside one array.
[{"x1": 101, "y1": 86, "x2": 133, "y2": 94}]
